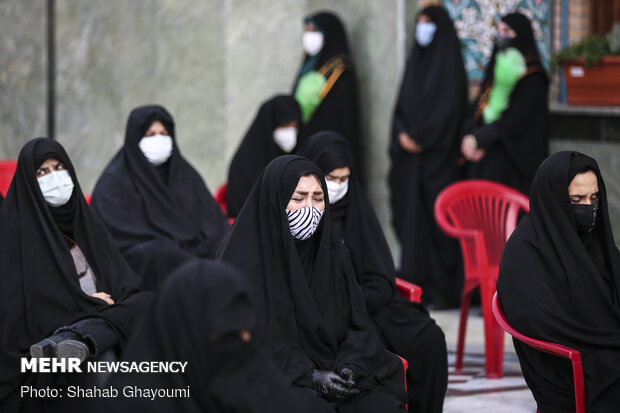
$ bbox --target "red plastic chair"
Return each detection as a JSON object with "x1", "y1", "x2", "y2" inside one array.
[
  {"x1": 213, "y1": 183, "x2": 234, "y2": 225},
  {"x1": 395, "y1": 277, "x2": 422, "y2": 303},
  {"x1": 434, "y1": 179, "x2": 529, "y2": 378},
  {"x1": 492, "y1": 293, "x2": 586, "y2": 413},
  {"x1": 0, "y1": 159, "x2": 17, "y2": 197}
]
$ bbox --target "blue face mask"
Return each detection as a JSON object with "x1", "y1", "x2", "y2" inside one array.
[{"x1": 416, "y1": 22, "x2": 437, "y2": 47}]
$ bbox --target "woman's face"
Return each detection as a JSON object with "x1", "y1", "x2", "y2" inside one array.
[
  {"x1": 568, "y1": 170, "x2": 599, "y2": 205},
  {"x1": 144, "y1": 120, "x2": 169, "y2": 137},
  {"x1": 286, "y1": 174, "x2": 325, "y2": 211},
  {"x1": 36, "y1": 158, "x2": 66, "y2": 178},
  {"x1": 325, "y1": 166, "x2": 350, "y2": 184},
  {"x1": 417, "y1": 14, "x2": 431, "y2": 23},
  {"x1": 497, "y1": 21, "x2": 516, "y2": 38}
]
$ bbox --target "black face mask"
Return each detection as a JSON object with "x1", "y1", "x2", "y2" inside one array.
[
  {"x1": 572, "y1": 199, "x2": 599, "y2": 237},
  {"x1": 495, "y1": 35, "x2": 516, "y2": 51}
]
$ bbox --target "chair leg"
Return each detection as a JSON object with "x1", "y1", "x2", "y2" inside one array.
[
  {"x1": 455, "y1": 288, "x2": 472, "y2": 372},
  {"x1": 481, "y1": 277, "x2": 504, "y2": 378}
]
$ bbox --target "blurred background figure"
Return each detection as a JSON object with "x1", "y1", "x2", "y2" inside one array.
[
  {"x1": 293, "y1": 11, "x2": 363, "y2": 182},
  {"x1": 91, "y1": 105, "x2": 228, "y2": 291},
  {"x1": 461, "y1": 12, "x2": 549, "y2": 197},
  {"x1": 100, "y1": 260, "x2": 310, "y2": 413},
  {"x1": 226, "y1": 95, "x2": 301, "y2": 218},
  {"x1": 389, "y1": 5, "x2": 466, "y2": 309}
]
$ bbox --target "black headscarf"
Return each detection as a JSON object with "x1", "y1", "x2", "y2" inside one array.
[
  {"x1": 91, "y1": 105, "x2": 228, "y2": 258},
  {"x1": 392, "y1": 5, "x2": 467, "y2": 157},
  {"x1": 227, "y1": 95, "x2": 301, "y2": 218},
  {"x1": 298, "y1": 132, "x2": 398, "y2": 315},
  {"x1": 216, "y1": 155, "x2": 406, "y2": 403},
  {"x1": 497, "y1": 151, "x2": 620, "y2": 412},
  {"x1": 0, "y1": 138, "x2": 148, "y2": 411}
]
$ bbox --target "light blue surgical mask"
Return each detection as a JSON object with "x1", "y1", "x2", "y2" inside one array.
[{"x1": 416, "y1": 22, "x2": 437, "y2": 47}]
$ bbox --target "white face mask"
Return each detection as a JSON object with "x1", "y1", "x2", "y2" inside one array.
[
  {"x1": 273, "y1": 126, "x2": 298, "y2": 153},
  {"x1": 303, "y1": 31, "x2": 324, "y2": 56},
  {"x1": 416, "y1": 22, "x2": 437, "y2": 47},
  {"x1": 326, "y1": 179, "x2": 348, "y2": 204},
  {"x1": 138, "y1": 134, "x2": 173, "y2": 166},
  {"x1": 38, "y1": 170, "x2": 75, "y2": 207},
  {"x1": 286, "y1": 206, "x2": 324, "y2": 240}
]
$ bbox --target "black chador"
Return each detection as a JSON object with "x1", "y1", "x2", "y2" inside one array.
[
  {"x1": 0, "y1": 138, "x2": 150, "y2": 412},
  {"x1": 217, "y1": 155, "x2": 407, "y2": 413},
  {"x1": 498, "y1": 152, "x2": 620, "y2": 412},
  {"x1": 293, "y1": 12, "x2": 362, "y2": 181},
  {"x1": 227, "y1": 95, "x2": 301, "y2": 218},
  {"x1": 100, "y1": 260, "x2": 309, "y2": 413},
  {"x1": 463, "y1": 12, "x2": 549, "y2": 196},
  {"x1": 91, "y1": 105, "x2": 228, "y2": 290},
  {"x1": 389, "y1": 5, "x2": 466, "y2": 307},
  {"x1": 300, "y1": 131, "x2": 448, "y2": 413}
]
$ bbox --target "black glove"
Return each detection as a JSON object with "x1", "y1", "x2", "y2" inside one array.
[
  {"x1": 312, "y1": 370, "x2": 360, "y2": 402},
  {"x1": 338, "y1": 367, "x2": 356, "y2": 384}
]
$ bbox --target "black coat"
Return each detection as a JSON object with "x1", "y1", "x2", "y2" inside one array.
[
  {"x1": 216, "y1": 155, "x2": 406, "y2": 408},
  {"x1": 498, "y1": 152, "x2": 620, "y2": 412},
  {"x1": 0, "y1": 138, "x2": 150, "y2": 412},
  {"x1": 91, "y1": 105, "x2": 228, "y2": 289}
]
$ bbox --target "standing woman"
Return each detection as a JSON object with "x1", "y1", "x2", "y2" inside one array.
[
  {"x1": 0, "y1": 138, "x2": 150, "y2": 412},
  {"x1": 227, "y1": 95, "x2": 301, "y2": 218},
  {"x1": 299, "y1": 131, "x2": 448, "y2": 413},
  {"x1": 91, "y1": 105, "x2": 229, "y2": 290},
  {"x1": 293, "y1": 11, "x2": 362, "y2": 179},
  {"x1": 497, "y1": 152, "x2": 620, "y2": 412},
  {"x1": 461, "y1": 12, "x2": 549, "y2": 196},
  {"x1": 389, "y1": 5, "x2": 467, "y2": 308},
  {"x1": 217, "y1": 155, "x2": 407, "y2": 413}
]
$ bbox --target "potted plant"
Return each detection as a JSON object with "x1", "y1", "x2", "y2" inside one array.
[{"x1": 553, "y1": 23, "x2": 620, "y2": 106}]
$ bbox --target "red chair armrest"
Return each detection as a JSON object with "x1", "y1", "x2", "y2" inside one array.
[{"x1": 395, "y1": 277, "x2": 422, "y2": 303}]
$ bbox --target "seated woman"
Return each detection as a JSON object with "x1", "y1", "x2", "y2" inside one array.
[
  {"x1": 91, "y1": 105, "x2": 229, "y2": 290},
  {"x1": 227, "y1": 95, "x2": 301, "y2": 218},
  {"x1": 299, "y1": 131, "x2": 448, "y2": 412},
  {"x1": 498, "y1": 151, "x2": 620, "y2": 412},
  {"x1": 217, "y1": 155, "x2": 407, "y2": 412},
  {"x1": 0, "y1": 138, "x2": 150, "y2": 412},
  {"x1": 100, "y1": 260, "x2": 313, "y2": 412}
]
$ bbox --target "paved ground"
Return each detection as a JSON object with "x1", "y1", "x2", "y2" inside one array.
[{"x1": 431, "y1": 308, "x2": 538, "y2": 412}]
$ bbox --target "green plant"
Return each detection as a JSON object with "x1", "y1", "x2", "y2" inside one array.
[{"x1": 552, "y1": 34, "x2": 614, "y2": 69}]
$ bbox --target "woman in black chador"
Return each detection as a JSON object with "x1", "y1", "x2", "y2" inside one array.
[
  {"x1": 227, "y1": 95, "x2": 301, "y2": 218},
  {"x1": 293, "y1": 11, "x2": 362, "y2": 180},
  {"x1": 0, "y1": 138, "x2": 150, "y2": 412},
  {"x1": 498, "y1": 152, "x2": 620, "y2": 412},
  {"x1": 299, "y1": 131, "x2": 448, "y2": 412},
  {"x1": 389, "y1": 5, "x2": 466, "y2": 308},
  {"x1": 100, "y1": 260, "x2": 311, "y2": 413},
  {"x1": 217, "y1": 155, "x2": 407, "y2": 412},
  {"x1": 461, "y1": 12, "x2": 549, "y2": 196},
  {"x1": 91, "y1": 105, "x2": 229, "y2": 290}
]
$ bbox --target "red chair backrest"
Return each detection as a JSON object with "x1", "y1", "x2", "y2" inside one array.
[
  {"x1": 434, "y1": 180, "x2": 530, "y2": 279},
  {"x1": 0, "y1": 159, "x2": 17, "y2": 197},
  {"x1": 492, "y1": 293, "x2": 586, "y2": 413}
]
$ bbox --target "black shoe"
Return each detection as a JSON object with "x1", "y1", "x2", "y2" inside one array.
[{"x1": 30, "y1": 331, "x2": 90, "y2": 362}]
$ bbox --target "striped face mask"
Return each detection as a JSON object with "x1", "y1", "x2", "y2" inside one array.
[{"x1": 285, "y1": 206, "x2": 324, "y2": 240}]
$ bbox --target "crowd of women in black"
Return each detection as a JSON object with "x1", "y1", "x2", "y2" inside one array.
[{"x1": 1, "y1": 5, "x2": 618, "y2": 413}]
